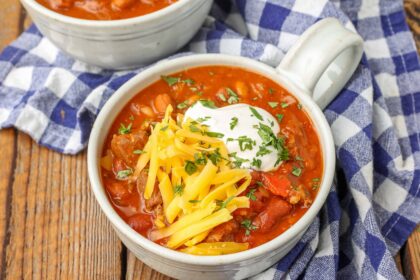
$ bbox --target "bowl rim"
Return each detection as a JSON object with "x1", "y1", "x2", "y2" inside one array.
[
  {"x1": 87, "y1": 53, "x2": 336, "y2": 266},
  {"x1": 20, "y1": 0, "x2": 195, "y2": 27}
]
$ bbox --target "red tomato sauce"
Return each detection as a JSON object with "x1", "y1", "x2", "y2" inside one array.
[
  {"x1": 36, "y1": 0, "x2": 177, "y2": 20},
  {"x1": 101, "y1": 66, "x2": 323, "y2": 249}
]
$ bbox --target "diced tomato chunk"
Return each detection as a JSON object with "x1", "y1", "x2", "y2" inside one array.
[
  {"x1": 107, "y1": 181, "x2": 131, "y2": 201},
  {"x1": 127, "y1": 213, "x2": 153, "y2": 234},
  {"x1": 261, "y1": 173, "x2": 291, "y2": 197},
  {"x1": 253, "y1": 197, "x2": 291, "y2": 233}
]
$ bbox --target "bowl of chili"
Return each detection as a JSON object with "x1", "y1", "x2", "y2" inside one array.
[
  {"x1": 20, "y1": 0, "x2": 212, "y2": 69},
  {"x1": 88, "y1": 18, "x2": 363, "y2": 279}
]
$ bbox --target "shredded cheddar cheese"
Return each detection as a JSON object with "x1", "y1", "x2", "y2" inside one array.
[{"x1": 132, "y1": 105, "x2": 251, "y2": 254}]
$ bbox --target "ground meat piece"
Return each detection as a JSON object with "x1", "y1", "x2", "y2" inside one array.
[
  {"x1": 253, "y1": 197, "x2": 291, "y2": 233},
  {"x1": 136, "y1": 170, "x2": 163, "y2": 213},
  {"x1": 111, "y1": 130, "x2": 148, "y2": 166},
  {"x1": 205, "y1": 220, "x2": 239, "y2": 242}
]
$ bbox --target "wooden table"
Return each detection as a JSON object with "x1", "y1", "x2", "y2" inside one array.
[{"x1": 0, "y1": 1, "x2": 418, "y2": 279}]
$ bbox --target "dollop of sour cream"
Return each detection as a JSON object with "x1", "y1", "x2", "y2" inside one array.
[{"x1": 184, "y1": 102, "x2": 282, "y2": 172}]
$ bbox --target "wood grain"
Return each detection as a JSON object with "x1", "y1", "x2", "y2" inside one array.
[{"x1": 0, "y1": 1, "x2": 418, "y2": 280}]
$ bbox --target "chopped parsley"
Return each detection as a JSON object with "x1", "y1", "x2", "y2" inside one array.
[
  {"x1": 217, "y1": 93, "x2": 227, "y2": 102},
  {"x1": 161, "y1": 75, "x2": 180, "y2": 86},
  {"x1": 188, "y1": 200, "x2": 201, "y2": 204},
  {"x1": 174, "y1": 184, "x2": 184, "y2": 196},
  {"x1": 116, "y1": 169, "x2": 132, "y2": 180},
  {"x1": 205, "y1": 131, "x2": 224, "y2": 138},
  {"x1": 133, "y1": 149, "x2": 145, "y2": 155},
  {"x1": 199, "y1": 100, "x2": 218, "y2": 109},
  {"x1": 251, "y1": 158, "x2": 262, "y2": 168},
  {"x1": 177, "y1": 101, "x2": 188, "y2": 109},
  {"x1": 216, "y1": 196, "x2": 235, "y2": 209},
  {"x1": 256, "y1": 145, "x2": 271, "y2": 157},
  {"x1": 194, "y1": 152, "x2": 207, "y2": 165},
  {"x1": 118, "y1": 123, "x2": 132, "y2": 135},
  {"x1": 230, "y1": 117, "x2": 238, "y2": 130},
  {"x1": 312, "y1": 178, "x2": 320, "y2": 190},
  {"x1": 268, "y1": 102, "x2": 279, "y2": 108},
  {"x1": 207, "y1": 148, "x2": 224, "y2": 165},
  {"x1": 292, "y1": 166, "x2": 302, "y2": 177},
  {"x1": 256, "y1": 181, "x2": 264, "y2": 187},
  {"x1": 226, "y1": 88, "x2": 239, "y2": 104},
  {"x1": 184, "y1": 160, "x2": 198, "y2": 175},
  {"x1": 229, "y1": 152, "x2": 249, "y2": 168},
  {"x1": 197, "y1": 116, "x2": 211, "y2": 123},
  {"x1": 183, "y1": 79, "x2": 195, "y2": 85},
  {"x1": 268, "y1": 88, "x2": 275, "y2": 94},
  {"x1": 281, "y1": 102, "x2": 289, "y2": 108},
  {"x1": 189, "y1": 124, "x2": 201, "y2": 133},
  {"x1": 160, "y1": 125, "x2": 169, "y2": 131},
  {"x1": 256, "y1": 122, "x2": 290, "y2": 163},
  {"x1": 246, "y1": 189, "x2": 257, "y2": 201},
  {"x1": 276, "y1": 114, "x2": 284, "y2": 122},
  {"x1": 249, "y1": 107, "x2": 263, "y2": 121},
  {"x1": 241, "y1": 219, "x2": 258, "y2": 235},
  {"x1": 236, "y1": 136, "x2": 255, "y2": 151}
]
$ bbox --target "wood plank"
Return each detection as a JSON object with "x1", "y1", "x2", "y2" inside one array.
[
  {"x1": 0, "y1": 0, "x2": 23, "y2": 276},
  {"x1": 2, "y1": 132, "x2": 124, "y2": 279},
  {"x1": 403, "y1": 225, "x2": 420, "y2": 280},
  {"x1": 126, "y1": 251, "x2": 172, "y2": 280}
]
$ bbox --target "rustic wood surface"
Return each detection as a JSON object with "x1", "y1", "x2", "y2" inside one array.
[{"x1": 0, "y1": 1, "x2": 418, "y2": 279}]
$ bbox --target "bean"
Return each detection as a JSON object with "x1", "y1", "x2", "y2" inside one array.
[
  {"x1": 235, "y1": 81, "x2": 249, "y2": 98},
  {"x1": 140, "y1": 106, "x2": 155, "y2": 118},
  {"x1": 154, "y1": 93, "x2": 173, "y2": 113},
  {"x1": 112, "y1": 0, "x2": 136, "y2": 9}
]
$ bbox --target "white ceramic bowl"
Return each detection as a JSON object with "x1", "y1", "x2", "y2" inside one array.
[
  {"x1": 88, "y1": 18, "x2": 363, "y2": 279},
  {"x1": 20, "y1": 0, "x2": 212, "y2": 69}
]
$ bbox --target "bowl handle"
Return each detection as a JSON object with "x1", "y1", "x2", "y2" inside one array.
[{"x1": 276, "y1": 18, "x2": 363, "y2": 109}]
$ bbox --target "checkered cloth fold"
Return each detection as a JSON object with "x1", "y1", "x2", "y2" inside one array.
[{"x1": 0, "y1": 0, "x2": 419, "y2": 279}]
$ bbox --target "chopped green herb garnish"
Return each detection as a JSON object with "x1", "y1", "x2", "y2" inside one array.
[
  {"x1": 174, "y1": 184, "x2": 184, "y2": 196},
  {"x1": 297, "y1": 103, "x2": 302, "y2": 110},
  {"x1": 229, "y1": 152, "x2": 249, "y2": 168},
  {"x1": 118, "y1": 123, "x2": 132, "y2": 135},
  {"x1": 281, "y1": 102, "x2": 289, "y2": 108},
  {"x1": 183, "y1": 79, "x2": 195, "y2": 85},
  {"x1": 292, "y1": 166, "x2": 302, "y2": 177},
  {"x1": 295, "y1": 155, "x2": 303, "y2": 161},
  {"x1": 205, "y1": 131, "x2": 224, "y2": 138},
  {"x1": 276, "y1": 114, "x2": 284, "y2": 122},
  {"x1": 252, "y1": 158, "x2": 262, "y2": 168},
  {"x1": 133, "y1": 149, "x2": 145, "y2": 155},
  {"x1": 256, "y1": 146, "x2": 271, "y2": 157},
  {"x1": 117, "y1": 169, "x2": 133, "y2": 179},
  {"x1": 177, "y1": 101, "x2": 188, "y2": 109},
  {"x1": 129, "y1": 115, "x2": 135, "y2": 121},
  {"x1": 246, "y1": 189, "x2": 257, "y2": 201},
  {"x1": 268, "y1": 88, "x2": 275, "y2": 94},
  {"x1": 185, "y1": 160, "x2": 198, "y2": 175},
  {"x1": 268, "y1": 102, "x2": 279, "y2": 108},
  {"x1": 216, "y1": 196, "x2": 235, "y2": 209},
  {"x1": 189, "y1": 124, "x2": 201, "y2": 133},
  {"x1": 194, "y1": 152, "x2": 207, "y2": 165},
  {"x1": 217, "y1": 93, "x2": 227, "y2": 102},
  {"x1": 207, "y1": 148, "x2": 224, "y2": 165},
  {"x1": 161, "y1": 75, "x2": 180, "y2": 86},
  {"x1": 249, "y1": 107, "x2": 263, "y2": 121},
  {"x1": 241, "y1": 219, "x2": 258, "y2": 235},
  {"x1": 197, "y1": 116, "x2": 211, "y2": 123},
  {"x1": 188, "y1": 200, "x2": 201, "y2": 204},
  {"x1": 199, "y1": 100, "x2": 217, "y2": 109},
  {"x1": 312, "y1": 178, "x2": 320, "y2": 182},
  {"x1": 226, "y1": 88, "x2": 239, "y2": 104},
  {"x1": 236, "y1": 136, "x2": 255, "y2": 151},
  {"x1": 256, "y1": 181, "x2": 264, "y2": 187},
  {"x1": 160, "y1": 125, "x2": 169, "y2": 131},
  {"x1": 230, "y1": 117, "x2": 238, "y2": 130}
]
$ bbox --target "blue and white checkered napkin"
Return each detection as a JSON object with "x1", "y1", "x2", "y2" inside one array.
[{"x1": 1, "y1": 0, "x2": 419, "y2": 278}]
